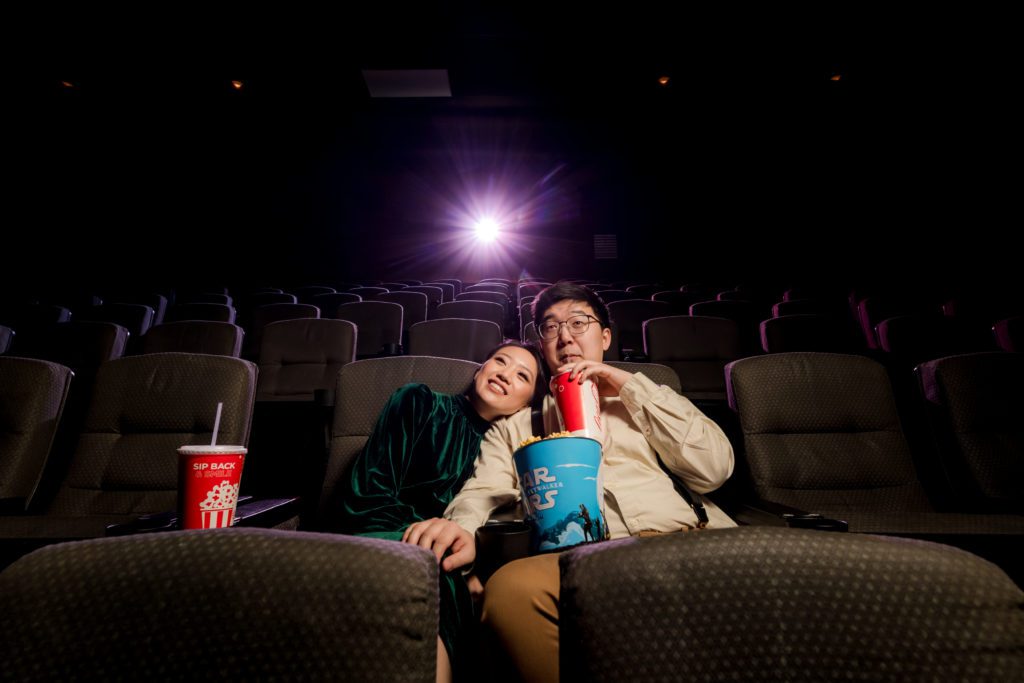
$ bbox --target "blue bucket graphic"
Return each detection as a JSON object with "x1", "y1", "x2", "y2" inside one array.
[{"x1": 513, "y1": 436, "x2": 606, "y2": 553}]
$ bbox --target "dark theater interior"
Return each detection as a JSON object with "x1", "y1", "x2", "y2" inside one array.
[{"x1": 2, "y1": 5, "x2": 1022, "y2": 681}]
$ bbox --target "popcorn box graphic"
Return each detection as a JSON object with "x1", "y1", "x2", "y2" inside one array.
[
  {"x1": 177, "y1": 446, "x2": 246, "y2": 529},
  {"x1": 200, "y1": 480, "x2": 241, "y2": 528},
  {"x1": 513, "y1": 436, "x2": 606, "y2": 554}
]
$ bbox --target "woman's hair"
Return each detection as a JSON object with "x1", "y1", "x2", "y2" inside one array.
[
  {"x1": 472, "y1": 339, "x2": 549, "y2": 408},
  {"x1": 531, "y1": 282, "x2": 612, "y2": 330}
]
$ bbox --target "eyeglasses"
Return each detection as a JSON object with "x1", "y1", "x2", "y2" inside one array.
[{"x1": 538, "y1": 314, "x2": 600, "y2": 340}]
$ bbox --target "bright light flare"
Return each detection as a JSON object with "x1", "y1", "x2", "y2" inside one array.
[{"x1": 475, "y1": 217, "x2": 500, "y2": 242}]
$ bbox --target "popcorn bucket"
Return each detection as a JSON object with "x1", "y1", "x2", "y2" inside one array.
[
  {"x1": 550, "y1": 372, "x2": 604, "y2": 442},
  {"x1": 513, "y1": 436, "x2": 606, "y2": 554},
  {"x1": 177, "y1": 446, "x2": 246, "y2": 530}
]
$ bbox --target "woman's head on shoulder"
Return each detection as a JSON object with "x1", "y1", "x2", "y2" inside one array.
[{"x1": 469, "y1": 340, "x2": 547, "y2": 422}]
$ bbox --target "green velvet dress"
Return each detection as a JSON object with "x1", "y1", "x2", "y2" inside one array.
[{"x1": 342, "y1": 383, "x2": 490, "y2": 675}]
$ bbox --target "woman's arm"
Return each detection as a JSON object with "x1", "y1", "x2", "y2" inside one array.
[{"x1": 442, "y1": 414, "x2": 523, "y2": 536}]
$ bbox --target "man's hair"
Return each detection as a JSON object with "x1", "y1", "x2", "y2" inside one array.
[{"x1": 531, "y1": 282, "x2": 612, "y2": 330}]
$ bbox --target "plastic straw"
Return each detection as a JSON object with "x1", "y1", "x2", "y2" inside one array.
[{"x1": 211, "y1": 402, "x2": 223, "y2": 446}]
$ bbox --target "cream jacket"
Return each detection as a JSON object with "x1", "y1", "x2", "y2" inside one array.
[{"x1": 445, "y1": 372, "x2": 737, "y2": 537}]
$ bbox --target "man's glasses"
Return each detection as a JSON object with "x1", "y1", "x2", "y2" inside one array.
[{"x1": 538, "y1": 314, "x2": 600, "y2": 341}]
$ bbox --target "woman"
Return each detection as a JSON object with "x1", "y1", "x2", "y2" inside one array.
[{"x1": 342, "y1": 341, "x2": 546, "y2": 682}]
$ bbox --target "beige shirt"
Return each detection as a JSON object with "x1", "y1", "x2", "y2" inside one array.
[{"x1": 445, "y1": 372, "x2": 737, "y2": 537}]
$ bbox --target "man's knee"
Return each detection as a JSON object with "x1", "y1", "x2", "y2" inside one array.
[{"x1": 482, "y1": 554, "x2": 560, "y2": 628}]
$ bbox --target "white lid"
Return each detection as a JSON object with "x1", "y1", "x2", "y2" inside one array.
[{"x1": 177, "y1": 445, "x2": 247, "y2": 454}]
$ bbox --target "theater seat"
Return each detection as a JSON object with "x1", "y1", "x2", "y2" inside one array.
[
  {"x1": 560, "y1": 526, "x2": 1024, "y2": 682},
  {"x1": 725, "y1": 352, "x2": 1024, "y2": 581},
  {"x1": 0, "y1": 357, "x2": 73, "y2": 512},
  {"x1": 917, "y1": 352, "x2": 1024, "y2": 514},
  {"x1": 0, "y1": 353, "x2": 256, "y2": 565},
  {"x1": 311, "y1": 356, "x2": 479, "y2": 530},
  {"x1": 0, "y1": 528, "x2": 438, "y2": 681}
]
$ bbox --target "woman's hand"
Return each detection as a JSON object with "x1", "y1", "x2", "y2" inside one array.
[
  {"x1": 556, "y1": 360, "x2": 633, "y2": 396},
  {"x1": 402, "y1": 518, "x2": 476, "y2": 572}
]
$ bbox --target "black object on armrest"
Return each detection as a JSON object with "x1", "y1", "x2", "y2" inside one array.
[
  {"x1": 732, "y1": 500, "x2": 848, "y2": 532},
  {"x1": 780, "y1": 512, "x2": 849, "y2": 532},
  {"x1": 105, "y1": 510, "x2": 179, "y2": 536},
  {"x1": 475, "y1": 520, "x2": 532, "y2": 584},
  {"x1": 313, "y1": 389, "x2": 335, "y2": 408}
]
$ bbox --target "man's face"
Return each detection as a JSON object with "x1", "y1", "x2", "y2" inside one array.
[{"x1": 538, "y1": 299, "x2": 611, "y2": 372}]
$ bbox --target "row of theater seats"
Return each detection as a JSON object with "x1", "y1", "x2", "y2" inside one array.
[
  {"x1": 7, "y1": 347, "x2": 1019, "y2": 570},
  {"x1": 2, "y1": 525, "x2": 1020, "y2": 680},
  {"x1": 3, "y1": 305, "x2": 1018, "y2": 407},
  {"x1": 7, "y1": 279, "x2": 1020, "y2": 363}
]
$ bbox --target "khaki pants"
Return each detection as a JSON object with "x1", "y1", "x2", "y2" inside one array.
[{"x1": 481, "y1": 553, "x2": 562, "y2": 683}]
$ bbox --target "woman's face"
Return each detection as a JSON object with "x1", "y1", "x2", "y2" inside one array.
[{"x1": 472, "y1": 345, "x2": 540, "y2": 421}]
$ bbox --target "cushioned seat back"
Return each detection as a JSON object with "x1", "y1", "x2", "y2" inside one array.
[
  {"x1": 606, "y1": 361, "x2": 681, "y2": 393},
  {"x1": 760, "y1": 314, "x2": 861, "y2": 353},
  {"x1": 0, "y1": 529, "x2": 438, "y2": 681},
  {"x1": 0, "y1": 325, "x2": 12, "y2": 354},
  {"x1": 292, "y1": 285, "x2": 336, "y2": 304},
  {"x1": 606, "y1": 299, "x2": 671, "y2": 355},
  {"x1": 79, "y1": 303, "x2": 155, "y2": 340},
  {"x1": 993, "y1": 316, "x2": 1022, "y2": 352},
  {"x1": 317, "y1": 356, "x2": 479, "y2": 526},
  {"x1": 14, "y1": 321, "x2": 128, "y2": 375},
  {"x1": 408, "y1": 318, "x2": 502, "y2": 362},
  {"x1": 377, "y1": 291, "x2": 430, "y2": 332},
  {"x1": 644, "y1": 315, "x2": 740, "y2": 400},
  {"x1": 336, "y1": 301, "x2": 404, "y2": 358},
  {"x1": 726, "y1": 352, "x2": 931, "y2": 513},
  {"x1": 45, "y1": 353, "x2": 256, "y2": 517},
  {"x1": 165, "y1": 302, "x2": 236, "y2": 324},
  {"x1": 917, "y1": 352, "x2": 1024, "y2": 513},
  {"x1": 434, "y1": 300, "x2": 505, "y2": 328},
  {"x1": 140, "y1": 321, "x2": 244, "y2": 357},
  {"x1": 560, "y1": 526, "x2": 1024, "y2": 682},
  {"x1": 257, "y1": 318, "x2": 356, "y2": 400},
  {"x1": 0, "y1": 357, "x2": 73, "y2": 509}
]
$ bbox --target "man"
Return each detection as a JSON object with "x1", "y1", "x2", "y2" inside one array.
[{"x1": 404, "y1": 282, "x2": 736, "y2": 683}]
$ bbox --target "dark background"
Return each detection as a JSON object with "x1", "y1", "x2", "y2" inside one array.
[{"x1": 7, "y1": 5, "x2": 1018, "y2": 293}]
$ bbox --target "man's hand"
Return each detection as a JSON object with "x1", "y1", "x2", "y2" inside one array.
[
  {"x1": 401, "y1": 517, "x2": 476, "y2": 572},
  {"x1": 557, "y1": 360, "x2": 633, "y2": 396}
]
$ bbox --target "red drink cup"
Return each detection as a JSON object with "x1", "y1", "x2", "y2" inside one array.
[
  {"x1": 550, "y1": 371, "x2": 604, "y2": 441},
  {"x1": 177, "y1": 445, "x2": 246, "y2": 529}
]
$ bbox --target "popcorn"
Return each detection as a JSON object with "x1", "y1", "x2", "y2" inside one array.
[{"x1": 517, "y1": 431, "x2": 573, "y2": 450}]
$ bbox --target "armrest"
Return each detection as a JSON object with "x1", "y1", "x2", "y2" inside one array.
[
  {"x1": 104, "y1": 496, "x2": 299, "y2": 537},
  {"x1": 731, "y1": 499, "x2": 849, "y2": 532},
  {"x1": 234, "y1": 497, "x2": 301, "y2": 529}
]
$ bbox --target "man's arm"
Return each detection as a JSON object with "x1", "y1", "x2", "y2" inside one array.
[{"x1": 619, "y1": 372, "x2": 734, "y2": 493}]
